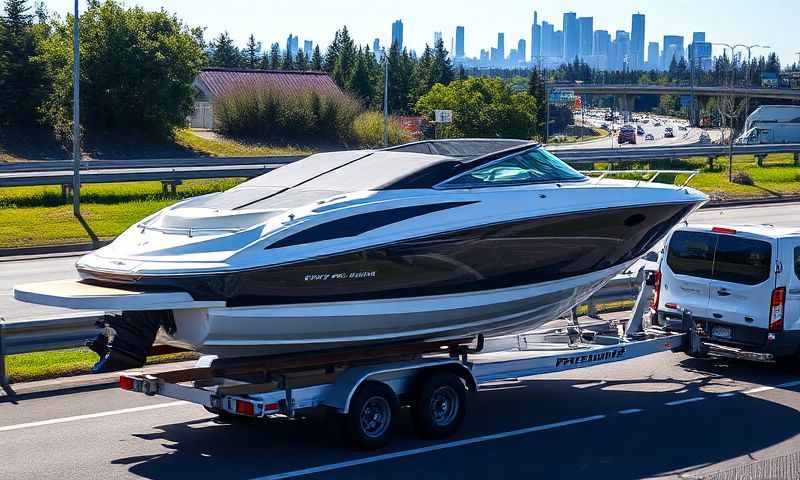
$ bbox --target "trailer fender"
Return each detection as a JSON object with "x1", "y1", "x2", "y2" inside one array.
[{"x1": 323, "y1": 359, "x2": 475, "y2": 414}]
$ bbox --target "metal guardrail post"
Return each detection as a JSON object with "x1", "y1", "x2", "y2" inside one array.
[{"x1": 0, "y1": 318, "x2": 8, "y2": 387}]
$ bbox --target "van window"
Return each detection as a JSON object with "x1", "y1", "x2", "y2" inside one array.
[
  {"x1": 666, "y1": 231, "x2": 716, "y2": 279},
  {"x1": 712, "y1": 236, "x2": 772, "y2": 285},
  {"x1": 795, "y1": 247, "x2": 800, "y2": 281}
]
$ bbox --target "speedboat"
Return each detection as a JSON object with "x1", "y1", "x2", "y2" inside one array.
[{"x1": 14, "y1": 140, "x2": 707, "y2": 371}]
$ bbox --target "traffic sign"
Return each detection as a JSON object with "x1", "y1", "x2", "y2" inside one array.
[{"x1": 434, "y1": 110, "x2": 453, "y2": 123}]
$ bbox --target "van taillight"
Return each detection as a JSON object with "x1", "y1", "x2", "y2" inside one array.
[
  {"x1": 769, "y1": 287, "x2": 786, "y2": 332},
  {"x1": 651, "y1": 270, "x2": 662, "y2": 310}
]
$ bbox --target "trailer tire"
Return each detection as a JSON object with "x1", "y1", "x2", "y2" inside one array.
[
  {"x1": 412, "y1": 371, "x2": 467, "y2": 439},
  {"x1": 345, "y1": 381, "x2": 398, "y2": 450}
]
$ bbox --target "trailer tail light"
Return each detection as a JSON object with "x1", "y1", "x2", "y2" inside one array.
[
  {"x1": 712, "y1": 227, "x2": 737, "y2": 235},
  {"x1": 651, "y1": 270, "x2": 662, "y2": 310},
  {"x1": 264, "y1": 402, "x2": 280, "y2": 413},
  {"x1": 119, "y1": 375, "x2": 135, "y2": 391},
  {"x1": 769, "y1": 287, "x2": 786, "y2": 332},
  {"x1": 235, "y1": 399, "x2": 255, "y2": 416}
]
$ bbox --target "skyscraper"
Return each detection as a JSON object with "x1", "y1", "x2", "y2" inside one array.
[
  {"x1": 303, "y1": 40, "x2": 313, "y2": 59},
  {"x1": 630, "y1": 13, "x2": 645, "y2": 69},
  {"x1": 692, "y1": 32, "x2": 706, "y2": 44},
  {"x1": 455, "y1": 26, "x2": 465, "y2": 58},
  {"x1": 496, "y1": 32, "x2": 505, "y2": 65},
  {"x1": 578, "y1": 17, "x2": 594, "y2": 57},
  {"x1": 554, "y1": 30, "x2": 564, "y2": 58},
  {"x1": 373, "y1": 38, "x2": 381, "y2": 58},
  {"x1": 662, "y1": 35, "x2": 685, "y2": 68},
  {"x1": 689, "y1": 33, "x2": 712, "y2": 71},
  {"x1": 433, "y1": 31, "x2": 443, "y2": 46},
  {"x1": 593, "y1": 29, "x2": 611, "y2": 69},
  {"x1": 541, "y1": 21, "x2": 555, "y2": 58},
  {"x1": 562, "y1": 12, "x2": 579, "y2": 61},
  {"x1": 531, "y1": 12, "x2": 541, "y2": 63},
  {"x1": 647, "y1": 42, "x2": 660, "y2": 70},
  {"x1": 286, "y1": 34, "x2": 299, "y2": 58},
  {"x1": 613, "y1": 30, "x2": 630, "y2": 70},
  {"x1": 517, "y1": 39, "x2": 527, "y2": 65},
  {"x1": 391, "y1": 20, "x2": 404, "y2": 50}
]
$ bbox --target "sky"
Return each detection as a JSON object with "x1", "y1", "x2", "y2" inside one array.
[{"x1": 44, "y1": 0, "x2": 799, "y2": 65}]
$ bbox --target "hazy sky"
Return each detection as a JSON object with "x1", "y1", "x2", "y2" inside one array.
[{"x1": 44, "y1": 1, "x2": 798, "y2": 64}]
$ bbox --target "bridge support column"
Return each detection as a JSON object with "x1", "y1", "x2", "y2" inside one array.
[
  {"x1": 161, "y1": 180, "x2": 182, "y2": 195},
  {"x1": 707, "y1": 156, "x2": 715, "y2": 169},
  {"x1": 61, "y1": 184, "x2": 73, "y2": 201},
  {"x1": 794, "y1": 152, "x2": 800, "y2": 167},
  {"x1": 755, "y1": 154, "x2": 766, "y2": 167}
]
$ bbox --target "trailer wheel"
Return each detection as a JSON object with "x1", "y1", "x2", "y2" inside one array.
[
  {"x1": 345, "y1": 381, "x2": 398, "y2": 450},
  {"x1": 412, "y1": 371, "x2": 467, "y2": 439}
]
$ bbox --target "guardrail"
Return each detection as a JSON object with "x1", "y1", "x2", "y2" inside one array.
[
  {"x1": 2, "y1": 144, "x2": 800, "y2": 188},
  {"x1": 0, "y1": 272, "x2": 646, "y2": 386}
]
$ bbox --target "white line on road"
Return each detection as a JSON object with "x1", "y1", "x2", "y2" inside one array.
[
  {"x1": 777, "y1": 380, "x2": 800, "y2": 389},
  {"x1": 717, "y1": 393, "x2": 736, "y2": 398},
  {"x1": 665, "y1": 397, "x2": 705, "y2": 406},
  {"x1": 0, "y1": 401, "x2": 187, "y2": 433},
  {"x1": 254, "y1": 415, "x2": 607, "y2": 480},
  {"x1": 618, "y1": 409, "x2": 644, "y2": 415}
]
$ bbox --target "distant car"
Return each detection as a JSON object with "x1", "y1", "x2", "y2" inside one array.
[
  {"x1": 601, "y1": 123, "x2": 609, "y2": 129},
  {"x1": 678, "y1": 125, "x2": 688, "y2": 131},
  {"x1": 636, "y1": 126, "x2": 645, "y2": 136},
  {"x1": 699, "y1": 132, "x2": 711, "y2": 144},
  {"x1": 642, "y1": 119, "x2": 650, "y2": 124},
  {"x1": 618, "y1": 126, "x2": 637, "y2": 144},
  {"x1": 664, "y1": 127, "x2": 675, "y2": 138},
  {"x1": 654, "y1": 122, "x2": 662, "y2": 127},
  {"x1": 645, "y1": 133, "x2": 655, "y2": 141}
]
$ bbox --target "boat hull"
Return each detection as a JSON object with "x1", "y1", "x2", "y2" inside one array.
[{"x1": 166, "y1": 261, "x2": 630, "y2": 357}]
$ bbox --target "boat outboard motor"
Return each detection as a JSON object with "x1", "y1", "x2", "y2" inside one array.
[{"x1": 87, "y1": 311, "x2": 176, "y2": 373}]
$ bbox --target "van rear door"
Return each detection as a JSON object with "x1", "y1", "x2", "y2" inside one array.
[
  {"x1": 779, "y1": 239, "x2": 800, "y2": 333},
  {"x1": 706, "y1": 233, "x2": 776, "y2": 344},
  {"x1": 660, "y1": 230, "x2": 716, "y2": 319}
]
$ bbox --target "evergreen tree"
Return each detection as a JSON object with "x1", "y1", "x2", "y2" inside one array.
[
  {"x1": 244, "y1": 33, "x2": 260, "y2": 69},
  {"x1": 431, "y1": 39, "x2": 454, "y2": 85},
  {"x1": 457, "y1": 63, "x2": 467, "y2": 81},
  {"x1": 527, "y1": 68, "x2": 546, "y2": 138},
  {"x1": 330, "y1": 26, "x2": 356, "y2": 88},
  {"x1": 347, "y1": 48, "x2": 374, "y2": 106},
  {"x1": 269, "y1": 43, "x2": 281, "y2": 69},
  {"x1": 295, "y1": 48, "x2": 308, "y2": 71},
  {"x1": 258, "y1": 52, "x2": 270, "y2": 70},
  {"x1": 209, "y1": 31, "x2": 241, "y2": 68},
  {"x1": 282, "y1": 49, "x2": 295, "y2": 70},
  {"x1": 311, "y1": 45, "x2": 323, "y2": 70}
]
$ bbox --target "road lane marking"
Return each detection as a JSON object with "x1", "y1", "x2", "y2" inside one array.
[
  {"x1": 777, "y1": 380, "x2": 800, "y2": 389},
  {"x1": 618, "y1": 409, "x2": 643, "y2": 414},
  {"x1": 253, "y1": 415, "x2": 607, "y2": 480},
  {"x1": 0, "y1": 401, "x2": 187, "y2": 433},
  {"x1": 665, "y1": 397, "x2": 705, "y2": 406},
  {"x1": 717, "y1": 393, "x2": 736, "y2": 398}
]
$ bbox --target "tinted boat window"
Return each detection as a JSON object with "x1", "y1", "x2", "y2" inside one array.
[
  {"x1": 666, "y1": 231, "x2": 716, "y2": 279},
  {"x1": 441, "y1": 149, "x2": 585, "y2": 188},
  {"x1": 712, "y1": 236, "x2": 772, "y2": 285}
]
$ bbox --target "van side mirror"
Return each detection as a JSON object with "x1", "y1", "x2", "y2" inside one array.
[{"x1": 644, "y1": 251, "x2": 659, "y2": 262}]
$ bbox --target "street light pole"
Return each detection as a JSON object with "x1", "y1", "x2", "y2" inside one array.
[{"x1": 72, "y1": 0, "x2": 81, "y2": 217}]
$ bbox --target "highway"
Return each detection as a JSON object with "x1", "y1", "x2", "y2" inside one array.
[
  {"x1": 1, "y1": 348, "x2": 800, "y2": 479},
  {"x1": 1, "y1": 201, "x2": 799, "y2": 322}
]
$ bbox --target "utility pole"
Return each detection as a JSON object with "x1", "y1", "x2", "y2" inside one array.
[
  {"x1": 382, "y1": 49, "x2": 389, "y2": 147},
  {"x1": 72, "y1": 0, "x2": 81, "y2": 217}
]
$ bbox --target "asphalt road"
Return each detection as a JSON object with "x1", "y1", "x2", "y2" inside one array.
[
  {"x1": 1, "y1": 351, "x2": 799, "y2": 479},
  {"x1": 564, "y1": 110, "x2": 705, "y2": 150},
  {"x1": 1, "y1": 201, "x2": 799, "y2": 322}
]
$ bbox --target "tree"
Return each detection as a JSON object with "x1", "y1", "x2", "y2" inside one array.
[
  {"x1": 39, "y1": 0, "x2": 205, "y2": 138},
  {"x1": 244, "y1": 33, "x2": 260, "y2": 69},
  {"x1": 0, "y1": 0, "x2": 48, "y2": 126},
  {"x1": 347, "y1": 48, "x2": 373, "y2": 106},
  {"x1": 325, "y1": 26, "x2": 356, "y2": 87},
  {"x1": 282, "y1": 49, "x2": 295, "y2": 70},
  {"x1": 311, "y1": 45, "x2": 323, "y2": 70},
  {"x1": 208, "y1": 31, "x2": 241, "y2": 68},
  {"x1": 415, "y1": 77, "x2": 536, "y2": 139},
  {"x1": 269, "y1": 42, "x2": 281, "y2": 69},
  {"x1": 295, "y1": 48, "x2": 308, "y2": 71},
  {"x1": 527, "y1": 68, "x2": 546, "y2": 138}
]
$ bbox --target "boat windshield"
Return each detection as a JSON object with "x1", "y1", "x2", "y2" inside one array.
[{"x1": 437, "y1": 148, "x2": 586, "y2": 188}]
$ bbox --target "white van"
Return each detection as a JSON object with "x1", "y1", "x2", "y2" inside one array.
[{"x1": 654, "y1": 224, "x2": 800, "y2": 362}]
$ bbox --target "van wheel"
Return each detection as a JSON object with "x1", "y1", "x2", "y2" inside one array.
[
  {"x1": 345, "y1": 381, "x2": 398, "y2": 450},
  {"x1": 412, "y1": 371, "x2": 467, "y2": 439}
]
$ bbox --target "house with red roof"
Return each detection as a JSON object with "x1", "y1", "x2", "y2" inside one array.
[{"x1": 189, "y1": 68, "x2": 343, "y2": 129}]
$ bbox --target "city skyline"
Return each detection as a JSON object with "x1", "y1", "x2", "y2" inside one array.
[{"x1": 44, "y1": 0, "x2": 797, "y2": 66}]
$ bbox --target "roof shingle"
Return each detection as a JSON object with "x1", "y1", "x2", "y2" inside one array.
[{"x1": 196, "y1": 68, "x2": 343, "y2": 99}]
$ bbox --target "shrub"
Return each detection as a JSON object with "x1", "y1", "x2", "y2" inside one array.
[
  {"x1": 350, "y1": 111, "x2": 413, "y2": 147},
  {"x1": 730, "y1": 171, "x2": 754, "y2": 186},
  {"x1": 214, "y1": 86, "x2": 361, "y2": 143}
]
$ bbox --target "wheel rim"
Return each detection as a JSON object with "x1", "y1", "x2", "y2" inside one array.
[
  {"x1": 360, "y1": 396, "x2": 391, "y2": 438},
  {"x1": 429, "y1": 385, "x2": 459, "y2": 427}
]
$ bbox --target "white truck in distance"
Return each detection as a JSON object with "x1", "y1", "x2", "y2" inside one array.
[{"x1": 736, "y1": 105, "x2": 800, "y2": 145}]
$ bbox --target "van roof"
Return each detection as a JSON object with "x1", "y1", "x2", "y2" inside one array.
[{"x1": 678, "y1": 223, "x2": 800, "y2": 239}]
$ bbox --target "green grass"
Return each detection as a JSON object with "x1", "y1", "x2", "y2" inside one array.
[
  {"x1": 173, "y1": 128, "x2": 311, "y2": 157},
  {"x1": 0, "y1": 178, "x2": 244, "y2": 248},
  {"x1": 6, "y1": 348, "x2": 199, "y2": 383}
]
